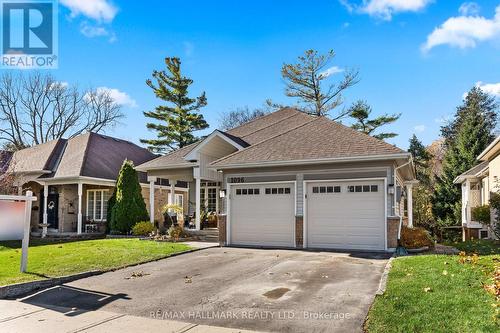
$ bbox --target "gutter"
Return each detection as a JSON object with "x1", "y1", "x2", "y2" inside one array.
[{"x1": 210, "y1": 153, "x2": 412, "y2": 170}]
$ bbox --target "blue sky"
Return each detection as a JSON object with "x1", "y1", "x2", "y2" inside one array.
[{"x1": 47, "y1": 1, "x2": 500, "y2": 149}]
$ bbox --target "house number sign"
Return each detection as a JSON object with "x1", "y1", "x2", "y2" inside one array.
[{"x1": 229, "y1": 177, "x2": 245, "y2": 183}]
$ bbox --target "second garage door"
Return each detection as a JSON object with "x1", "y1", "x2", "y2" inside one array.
[
  {"x1": 229, "y1": 182, "x2": 295, "y2": 247},
  {"x1": 306, "y1": 180, "x2": 385, "y2": 251}
]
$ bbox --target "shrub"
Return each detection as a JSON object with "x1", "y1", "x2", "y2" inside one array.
[
  {"x1": 472, "y1": 205, "x2": 491, "y2": 224},
  {"x1": 400, "y1": 226, "x2": 434, "y2": 249},
  {"x1": 111, "y1": 160, "x2": 149, "y2": 233},
  {"x1": 489, "y1": 192, "x2": 500, "y2": 239},
  {"x1": 168, "y1": 224, "x2": 189, "y2": 241},
  {"x1": 132, "y1": 221, "x2": 155, "y2": 236}
]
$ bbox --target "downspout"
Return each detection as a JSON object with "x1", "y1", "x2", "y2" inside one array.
[{"x1": 393, "y1": 157, "x2": 413, "y2": 250}]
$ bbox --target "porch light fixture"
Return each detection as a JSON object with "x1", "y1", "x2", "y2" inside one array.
[
  {"x1": 388, "y1": 184, "x2": 395, "y2": 194},
  {"x1": 219, "y1": 189, "x2": 226, "y2": 198}
]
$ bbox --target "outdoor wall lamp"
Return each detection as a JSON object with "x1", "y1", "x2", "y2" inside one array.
[
  {"x1": 388, "y1": 184, "x2": 395, "y2": 194},
  {"x1": 219, "y1": 189, "x2": 226, "y2": 198}
]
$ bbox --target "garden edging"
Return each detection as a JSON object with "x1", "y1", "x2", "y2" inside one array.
[
  {"x1": 376, "y1": 256, "x2": 395, "y2": 295},
  {"x1": 0, "y1": 245, "x2": 217, "y2": 299}
]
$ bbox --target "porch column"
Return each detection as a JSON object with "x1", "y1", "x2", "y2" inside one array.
[
  {"x1": 406, "y1": 183, "x2": 413, "y2": 228},
  {"x1": 148, "y1": 176, "x2": 157, "y2": 224},
  {"x1": 465, "y1": 179, "x2": 471, "y2": 225},
  {"x1": 42, "y1": 184, "x2": 48, "y2": 238},
  {"x1": 195, "y1": 177, "x2": 201, "y2": 230},
  {"x1": 77, "y1": 183, "x2": 83, "y2": 235},
  {"x1": 170, "y1": 180, "x2": 176, "y2": 207}
]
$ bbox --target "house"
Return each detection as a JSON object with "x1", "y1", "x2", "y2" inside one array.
[
  {"x1": 0, "y1": 150, "x2": 12, "y2": 175},
  {"x1": 455, "y1": 136, "x2": 500, "y2": 241},
  {"x1": 5, "y1": 132, "x2": 188, "y2": 236},
  {"x1": 137, "y1": 108, "x2": 416, "y2": 251}
]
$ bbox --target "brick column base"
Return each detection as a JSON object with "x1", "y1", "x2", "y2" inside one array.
[
  {"x1": 295, "y1": 216, "x2": 303, "y2": 248},
  {"x1": 218, "y1": 214, "x2": 226, "y2": 246},
  {"x1": 387, "y1": 217, "x2": 400, "y2": 248}
]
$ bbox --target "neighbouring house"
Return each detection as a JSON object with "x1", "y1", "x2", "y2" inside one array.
[
  {"x1": 137, "y1": 108, "x2": 416, "y2": 252},
  {"x1": 455, "y1": 136, "x2": 500, "y2": 241},
  {"x1": 0, "y1": 150, "x2": 12, "y2": 175},
  {"x1": 4, "y1": 132, "x2": 188, "y2": 236}
]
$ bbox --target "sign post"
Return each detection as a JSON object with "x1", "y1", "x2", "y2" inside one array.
[{"x1": 0, "y1": 191, "x2": 37, "y2": 272}]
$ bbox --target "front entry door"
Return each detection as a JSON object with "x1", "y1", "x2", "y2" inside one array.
[{"x1": 40, "y1": 191, "x2": 59, "y2": 229}]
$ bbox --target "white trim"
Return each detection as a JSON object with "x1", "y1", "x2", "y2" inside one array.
[
  {"x1": 212, "y1": 153, "x2": 411, "y2": 170},
  {"x1": 226, "y1": 180, "x2": 296, "y2": 247},
  {"x1": 136, "y1": 163, "x2": 196, "y2": 172},
  {"x1": 477, "y1": 135, "x2": 500, "y2": 161},
  {"x1": 303, "y1": 177, "x2": 388, "y2": 251},
  {"x1": 184, "y1": 130, "x2": 246, "y2": 161}
]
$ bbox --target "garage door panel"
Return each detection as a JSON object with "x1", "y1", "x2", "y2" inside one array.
[
  {"x1": 230, "y1": 183, "x2": 295, "y2": 247},
  {"x1": 307, "y1": 180, "x2": 385, "y2": 251}
]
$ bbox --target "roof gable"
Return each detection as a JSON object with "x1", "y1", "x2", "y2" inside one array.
[{"x1": 9, "y1": 139, "x2": 65, "y2": 173}]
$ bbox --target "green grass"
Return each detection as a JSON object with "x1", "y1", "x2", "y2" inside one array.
[
  {"x1": 366, "y1": 240, "x2": 500, "y2": 333},
  {"x1": 447, "y1": 239, "x2": 500, "y2": 255},
  {"x1": 0, "y1": 238, "x2": 191, "y2": 286}
]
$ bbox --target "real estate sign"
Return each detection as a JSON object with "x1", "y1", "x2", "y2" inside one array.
[
  {"x1": 0, "y1": 192, "x2": 36, "y2": 272},
  {"x1": 0, "y1": 201, "x2": 26, "y2": 240}
]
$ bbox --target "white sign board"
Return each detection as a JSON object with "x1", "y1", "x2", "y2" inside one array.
[
  {"x1": 0, "y1": 201, "x2": 26, "y2": 240},
  {"x1": 0, "y1": 192, "x2": 36, "y2": 272}
]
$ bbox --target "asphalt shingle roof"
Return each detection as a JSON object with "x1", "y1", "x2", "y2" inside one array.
[
  {"x1": 457, "y1": 161, "x2": 489, "y2": 178},
  {"x1": 137, "y1": 107, "x2": 407, "y2": 170},
  {"x1": 211, "y1": 115, "x2": 405, "y2": 167}
]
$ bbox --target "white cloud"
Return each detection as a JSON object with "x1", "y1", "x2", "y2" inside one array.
[
  {"x1": 61, "y1": 0, "x2": 118, "y2": 22},
  {"x1": 414, "y1": 124, "x2": 426, "y2": 132},
  {"x1": 80, "y1": 22, "x2": 116, "y2": 42},
  {"x1": 96, "y1": 87, "x2": 137, "y2": 108},
  {"x1": 472, "y1": 81, "x2": 500, "y2": 97},
  {"x1": 319, "y1": 66, "x2": 344, "y2": 78},
  {"x1": 340, "y1": 0, "x2": 433, "y2": 20},
  {"x1": 459, "y1": 2, "x2": 480, "y2": 16},
  {"x1": 422, "y1": 5, "x2": 500, "y2": 52}
]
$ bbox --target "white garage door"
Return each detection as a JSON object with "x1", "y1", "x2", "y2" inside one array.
[
  {"x1": 229, "y1": 183, "x2": 295, "y2": 247},
  {"x1": 306, "y1": 180, "x2": 385, "y2": 251}
]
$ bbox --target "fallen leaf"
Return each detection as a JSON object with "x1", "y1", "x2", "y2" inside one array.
[
  {"x1": 423, "y1": 287, "x2": 432, "y2": 293},
  {"x1": 442, "y1": 270, "x2": 448, "y2": 276}
]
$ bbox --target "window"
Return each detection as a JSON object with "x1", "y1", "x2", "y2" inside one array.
[
  {"x1": 265, "y1": 187, "x2": 291, "y2": 195},
  {"x1": 87, "y1": 190, "x2": 109, "y2": 221},
  {"x1": 175, "y1": 194, "x2": 184, "y2": 213},
  {"x1": 480, "y1": 230, "x2": 489, "y2": 239},
  {"x1": 313, "y1": 185, "x2": 342, "y2": 194},
  {"x1": 348, "y1": 184, "x2": 379, "y2": 193},
  {"x1": 235, "y1": 188, "x2": 260, "y2": 196}
]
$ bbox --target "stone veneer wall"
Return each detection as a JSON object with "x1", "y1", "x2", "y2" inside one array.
[
  {"x1": 218, "y1": 214, "x2": 226, "y2": 245},
  {"x1": 295, "y1": 216, "x2": 303, "y2": 247}
]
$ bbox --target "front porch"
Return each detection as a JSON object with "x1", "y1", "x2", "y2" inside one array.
[{"x1": 461, "y1": 177, "x2": 490, "y2": 240}]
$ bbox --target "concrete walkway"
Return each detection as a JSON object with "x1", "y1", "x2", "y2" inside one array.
[{"x1": 0, "y1": 300, "x2": 261, "y2": 333}]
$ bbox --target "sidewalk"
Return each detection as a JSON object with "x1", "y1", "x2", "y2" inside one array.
[{"x1": 0, "y1": 300, "x2": 261, "y2": 333}]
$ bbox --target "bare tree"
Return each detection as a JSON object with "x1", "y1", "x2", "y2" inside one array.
[
  {"x1": 281, "y1": 49, "x2": 359, "y2": 119},
  {"x1": 219, "y1": 101, "x2": 277, "y2": 130},
  {"x1": 0, "y1": 72, "x2": 124, "y2": 150}
]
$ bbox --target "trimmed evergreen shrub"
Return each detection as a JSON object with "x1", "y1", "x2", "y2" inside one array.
[
  {"x1": 106, "y1": 189, "x2": 116, "y2": 234},
  {"x1": 110, "y1": 160, "x2": 149, "y2": 233},
  {"x1": 132, "y1": 221, "x2": 155, "y2": 236}
]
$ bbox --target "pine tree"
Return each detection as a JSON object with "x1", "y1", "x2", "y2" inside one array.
[
  {"x1": 141, "y1": 57, "x2": 209, "y2": 153},
  {"x1": 408, "y1": 135, "x2": 434, "y2": 231},
  {"x1": 441, "y1": 86, "x2": 497, "y2": 148},
  {"x1": 348, "y1": 100, "x2": 401, "y2": 140},
  {"x1": 281, "y1": 49, "x2": 359, "y2": 118},
  {"x1": 432, "y1": 90, "x2": 498, "y2": 227},
  {"x1": 111, "y1": 160, "x2": 149, "y2": 233},
  {"x1": 408, "y1": 134, "x2": 431, "y2": 185}
]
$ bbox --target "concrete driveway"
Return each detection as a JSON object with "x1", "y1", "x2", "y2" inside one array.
[{"x1": 19, "y1": 247, "x2": 389, "y2": 333}]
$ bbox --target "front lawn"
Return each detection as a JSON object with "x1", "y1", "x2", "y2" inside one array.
[
  {"x1": 365, "y1": 240, "x2": 499, "y2": 333},
  {"x1": 0, "y1": 239, "x2": 191, "y2": 286}
]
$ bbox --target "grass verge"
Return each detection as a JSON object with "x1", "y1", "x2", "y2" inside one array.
[{"x1": 0, "y1": 238, "x2": 191, "y2": 286}]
